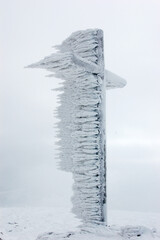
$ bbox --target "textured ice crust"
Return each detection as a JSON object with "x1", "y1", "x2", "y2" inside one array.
[
  {"x1": 1, "y1": 207, "x2": 159, "y2": 240},
  {"x1": 36, "y1": 225, "x2": 158, "y2": 240},
  {"x1": 28, "y1": 29, "x2": 106, "y2": 224}
]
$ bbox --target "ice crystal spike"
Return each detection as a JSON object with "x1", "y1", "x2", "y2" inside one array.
[{"x1": 27, "y1": 29, "x2": 126, "y2": 226}]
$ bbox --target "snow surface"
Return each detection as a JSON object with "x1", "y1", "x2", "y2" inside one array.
[{"x1": 0, "y1": 207, "x2": 159, "y2": 240}]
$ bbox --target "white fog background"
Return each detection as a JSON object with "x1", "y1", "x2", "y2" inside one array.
[{"x1": 0, "y1": 0, "x2": 160, "y2": 213}]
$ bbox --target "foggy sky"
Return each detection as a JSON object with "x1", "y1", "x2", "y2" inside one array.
[{"x1": 0, "y1": 0, "x2": 160, "y2": 213}]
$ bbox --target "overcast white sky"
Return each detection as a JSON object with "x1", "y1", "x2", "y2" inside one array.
[{"x1": 0, "y1": 0, "x2": 160, "y2": 213}]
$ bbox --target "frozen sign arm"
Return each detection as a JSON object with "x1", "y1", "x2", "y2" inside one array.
[{"x1": 105, "y1": 70, "x2": 127, "y2": 90}]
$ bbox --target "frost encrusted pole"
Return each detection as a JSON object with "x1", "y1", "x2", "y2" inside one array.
[
  {"x1": 69, "y1": 30, "x2": 107, "y2": 225},
  {"x1": 27, "y1": 29, "x2": 126, "y2": 227}
]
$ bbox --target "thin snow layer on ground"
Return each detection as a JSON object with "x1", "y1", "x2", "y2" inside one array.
[
  {"x1": 0, "y1": 207, "x2": 79, "y2": 240},
  {"x1": 0, "y1": 207, "x2": 160, "y2": 240}
]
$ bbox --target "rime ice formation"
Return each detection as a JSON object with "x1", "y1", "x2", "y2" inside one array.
[{"x1": 28, "y1": 29, "x2": 126, "y2": 226}]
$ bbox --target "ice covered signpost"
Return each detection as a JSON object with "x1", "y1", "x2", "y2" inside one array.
[{"x1": 28, "y1": 29, "x2": 126, "y2": 239}]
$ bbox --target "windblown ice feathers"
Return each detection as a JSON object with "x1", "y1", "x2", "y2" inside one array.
[{"x1": 27, "y1": 29, "x2": 126, "y2": 225}]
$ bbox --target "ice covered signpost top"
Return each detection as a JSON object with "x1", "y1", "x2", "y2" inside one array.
[
  {"x1": 28, "y1": 29, "x2": 126, "y2": 227},
  {"x1": 28, "y1": 29, "x2": 126, "y2": 90}
]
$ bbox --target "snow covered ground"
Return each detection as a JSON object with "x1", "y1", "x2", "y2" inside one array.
[{"x1": 0, "y1": 207, "x2": 160, "y2": 240}]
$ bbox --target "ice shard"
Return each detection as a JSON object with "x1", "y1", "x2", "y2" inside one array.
[{"x1": 27, "y1": 29, "x2": 126, "y2": 226}]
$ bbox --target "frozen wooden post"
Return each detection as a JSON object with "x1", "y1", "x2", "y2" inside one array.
[{"x1": 27, "y1": 29, "x2": 126, "y2": 227}]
